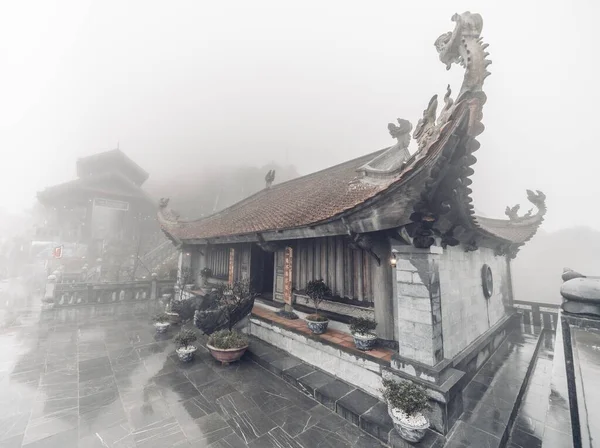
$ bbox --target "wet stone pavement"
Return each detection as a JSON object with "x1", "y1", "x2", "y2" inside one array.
[{"x1": 0, "y1": 295, "x2": 383, "y2": 447}]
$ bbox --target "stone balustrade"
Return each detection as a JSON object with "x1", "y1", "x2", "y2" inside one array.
[{"x1": 46, "y1": 278, "x2": 174, "y2": 308}]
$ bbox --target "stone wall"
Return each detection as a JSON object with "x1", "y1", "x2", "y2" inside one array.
[
  {"x1": 393, "y1": 244, "x2": 511, "y2": 365},
  {"x1": 438, "y1": 245, "x2": 510, "y2": 359},
  {"x1": 394, "y1": 246, "x2": 444, "y2": 366}
]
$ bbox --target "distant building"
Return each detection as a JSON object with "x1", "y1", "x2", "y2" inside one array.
[
  {"x1": 160, "y1": 12, "x2": 547, "y2": 438},
  {"x1": 36, "y1": 149, "x2": 158, "y2": 260}
]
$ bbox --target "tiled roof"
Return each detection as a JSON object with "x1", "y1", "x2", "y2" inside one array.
[
  {"x1": 475, "y1": 216, "x2": 543, "y2": 244},
  {"x1": 38, "y1": 172, "x2": 154, "y2": 205},
  {"x1": 164, "y1": 150, "x2": 399, "y2": 240},
  {"x1": 160, "y1": 99, "x2": 544, "y2": 246}
]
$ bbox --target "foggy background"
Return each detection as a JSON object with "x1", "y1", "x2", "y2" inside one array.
[{"x1": 1, "y1": 0, "x2": 598, "y2": 300}]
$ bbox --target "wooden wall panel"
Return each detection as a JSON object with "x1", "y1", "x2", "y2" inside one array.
[{"x1": 292, "y1": 236, "x2": 373, "y2": 302}]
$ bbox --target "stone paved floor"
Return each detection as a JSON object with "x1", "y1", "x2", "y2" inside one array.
[
  {"x1": 0, "y1": 283, "x2": 383, "y2": 447},
  {"x1": 507, "y1": 331, "x2": 555, "y2": 448}
]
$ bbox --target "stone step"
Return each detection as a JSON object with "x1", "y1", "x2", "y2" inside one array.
[
  {"x1": 444, "y1": 330, "x2": 543, "y2": 448},
  {"x1": 246, "y1": 335, "x2": 442, "y2": 446}
]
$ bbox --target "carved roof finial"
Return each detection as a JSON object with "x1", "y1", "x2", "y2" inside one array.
[
  {"x1": 265, "y1": 170, "x2": 276, "y2": 189},
  {"x1": 158, "y1": 197, "x2": 180, "y2": 221},
  {"x1": 505, "y1": 204, "x2": 521, "y2": 221},
  {"x1": 387, "y1": 118, "x2": 412, "y2": 150},
  {"x1": 434, "y1": 12, "x2": 490, "y2": 100},
  {"x1": 413, "y1": 95, "x2": 438, "y2": 151}
]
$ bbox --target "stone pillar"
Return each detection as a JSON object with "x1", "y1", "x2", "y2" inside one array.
[
  {"x1": 151, "y1": 273, "x2": 158, "y2": 299},
  {"x1": 371, "y1": 238, "x2": 395, "y2": 341},
  {"x1": 394, "y1": 245, "x2": 444, "y2": 366}
]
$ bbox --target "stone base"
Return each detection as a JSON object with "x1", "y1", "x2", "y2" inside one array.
[{"x1": 249, "y1": 314, "x2": 386, "y2": 397}]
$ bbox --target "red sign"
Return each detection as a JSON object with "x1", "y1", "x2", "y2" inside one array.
[
  {"x1": 228, "y1": 248, "x2": 235, "y2": 285},
  {"x1": 283, "y1": 246, "x2": 293, "y2": 305},
  {"x1": 52, "y1": 246, "x2": 63, "y2": 259}
]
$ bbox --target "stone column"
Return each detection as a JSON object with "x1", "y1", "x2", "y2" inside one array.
[
  {"x1": 151, "y1": 273, "x2": 158, "y2": 299},
  {"x1": 371, "y1": 237, "x2": 395, "y2": 341},
  {"x1": 394, "y1": 245, "x2": 444, "y2": 366}
]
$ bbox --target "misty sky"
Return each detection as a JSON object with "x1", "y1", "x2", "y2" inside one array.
[{"x1": 1, "y1": 0, "x2": 597, "y2": 232}]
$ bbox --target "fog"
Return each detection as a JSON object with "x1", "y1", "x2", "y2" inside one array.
[{"x1": 1, "y1": 0, "x2": 598, "y2": 232}]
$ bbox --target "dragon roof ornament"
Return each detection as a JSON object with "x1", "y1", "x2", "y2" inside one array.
[
  {"x1": 414, "y1": 12, "x2": 491, "y2": 153},
  {"x1": 505, "y1": 190, "x2": 547, "y2": 222}
]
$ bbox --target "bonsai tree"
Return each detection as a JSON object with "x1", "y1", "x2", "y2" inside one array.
[
  {"x1": 208, "y1": 329, "x2": 249, "y2": 350},
  {"x1": 305, "y1": 279, "x2": 331, "y2": 321},
  {"x1": 174, "y1": 329, "x2": 198, "y2": 350},
  {"x1": 350, "y1": 317, "x2": 377, "y2": 335},
  {"x1": 200, "y1": 267, "x2": 212, "y2": 286},
  {"x1": 381, "y1": 379, "x2": 429, "y2": 417},
  {"x1": 194, "y1": 278, "x2": 255, "y2": 335},
  {"x1": 152, "y1": 312, "x2": 170, "y2": 324}
]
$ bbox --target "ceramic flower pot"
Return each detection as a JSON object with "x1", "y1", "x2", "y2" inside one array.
[
  {"x1": 176, "y1": 345, "x2": 197, "y2": 362},
  {"x1": 154, "y1": 322, "x2": 170, "y2": 333},
  {"x1": 352, "y1": 332, "x2": 377, "y2": 351},
  {"x1": 306, "y1": 317, "x2": 329, "y2": 334},
  {"x1": 207, "y1": 344, "x2": 248, "y2": 365},
  {"x1": 388, "y1": 406, "x2": 429, "y2": 443}
]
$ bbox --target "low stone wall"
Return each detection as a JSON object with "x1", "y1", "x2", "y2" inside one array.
[{"x1": 248, "y1": 316, "x2": 385, "y2": 398}]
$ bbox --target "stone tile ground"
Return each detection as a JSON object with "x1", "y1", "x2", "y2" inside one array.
[{"x1": 0, "y1": 296, "x2": 384, "y2": 447}]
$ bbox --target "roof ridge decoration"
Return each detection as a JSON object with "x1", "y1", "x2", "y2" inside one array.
[
  {"x1": 505, "y1": 190, "x2": 547, "y2": 222},
  {"x1": 157, "y1": 198, "x2": 183, "y2": 246},
  {"x1": 265, "y1": 170, "x2": 276, "y2": 189},
  {"x1": 357, "y1": 119, "x2": 413, "y2": 179}
]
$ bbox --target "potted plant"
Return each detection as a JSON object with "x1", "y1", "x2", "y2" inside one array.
[
  {"x1": 207, "y1": 329, "x2": 249, "y2": 365},
  {"x1": 381, "y1": 379, "x2": 430, "y2": 443},
  {"x1": 350, "y1": 317, "x2": 378, "y2": 350},
  {"x1": 304, "y1": 279, "x2": 331, "y2": 334},
  {"x1": 200, "y1": 267, "x2": 212, "y2": 286},
  {"x1": 174, "y1": 329, "x2": 198, "y2": 362},
  {"x1": 200, "y1": 279, "x2": 254, "y2": 364},
  {"x1": 152, "y1": 312, "x2": 171, "y2": 333}
]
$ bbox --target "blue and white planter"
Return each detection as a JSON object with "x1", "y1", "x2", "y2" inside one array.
[
  {"x1": 154, "y1": 322, "x2": 170, "y2": 333},
  {"x1": 306, "y1": 317, "x2": 329, "y2": 334},
  {"x1": 352, "y1": 332, "x2": 377, "y2": 351},
  {"x1": 176, "y1": 345, "x2": 197, "y2": 362}
]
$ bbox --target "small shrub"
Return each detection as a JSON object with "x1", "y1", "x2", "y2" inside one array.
[
  {"x1": 152, "y1": 312, "x2": 170, "y2": 323},
  {"x1": 200, "y1": 267, "x2": 212, "y2": 285},
  {"x1": 208, "y1": 329, "x2": 248, "y2": 349},
  {"x1": 305, "y1": 279, "x2": 331, "y2": 317},
  {"x1": 350, "y1": 317, "x2": 377, "y2": 335},
  {"x1": 174, "y1": 329, "x2": 198, "y2": 349},
  {"x1": 381, "y1": 379, "x2": 429, "y2": 417}
]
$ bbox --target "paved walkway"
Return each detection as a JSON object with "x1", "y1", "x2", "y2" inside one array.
[{"x1": 0, "y1": 283, "x2": 383, "y2": 447}]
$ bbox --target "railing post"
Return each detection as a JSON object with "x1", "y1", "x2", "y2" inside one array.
[
  {"x1": 87, "y1": 284, "x2": 94, "y2": 304},
  {"x1": 151, "y1": 273, "x2": 158, "y2": 300},
  {"x1": 532, "y1": 304, "x2": 542, "y2": 328}
]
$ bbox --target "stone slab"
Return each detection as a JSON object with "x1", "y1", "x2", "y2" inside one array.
[
  {"x1": 336, "y1": 388, "x2": 380, "y2": 425},
  {"x1": 315, "y1": 380, "x2": 355, "y2": 410}
]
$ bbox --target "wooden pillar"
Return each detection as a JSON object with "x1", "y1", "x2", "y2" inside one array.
[
  {"x1": 371, "y1": 237, "x2": 395, "y2": 341},
  {"x1": 335, "y1": 236, "x2": 344, "y2": 298},
  {"x1": 283, "y1": 246, "x2": 294, "y2": 312},
  {"x1": 228, "y1": 248, "x2": 235, "y2": 285}
]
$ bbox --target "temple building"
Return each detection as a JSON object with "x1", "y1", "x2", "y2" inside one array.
[
  {"x1": 37, "y1": 149, "x2": 158, "y2": 260},
  {"x1": 159, "y1": 12, "x2": 547, "y2": 439}
]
